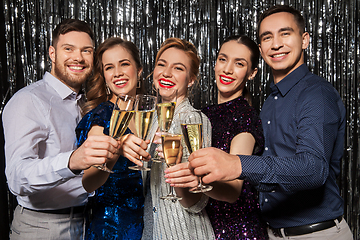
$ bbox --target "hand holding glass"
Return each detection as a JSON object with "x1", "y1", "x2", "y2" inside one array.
[
  {"x1": 180, "y1": 110, "x2": 213, "y2": 193},
  {"x1": 160, "y1": 133, "x2": 183, "y2": 201},
  {"x1": 129, "y1": 94, "x2": 157, "y2": 171},
  {"x1": 93, "y1": 94, "x2": 136, "y2": 173}
]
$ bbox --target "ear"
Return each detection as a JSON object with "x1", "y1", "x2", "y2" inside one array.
[
  {"x1": 258, "y1": 44, "x2": 263, "y2": 55},
  {"x1": 248, "y1": 68, "x2": 258, "y2": 80},
  {"x1": 187, "y1": 77, "x2": 195, "y2": 88},
  {"x1": 302, "y1": 32, "x2": 310, "y2": 50},
  {"x1": 49, "y1": 46, "x2": 56, "y2": 63}
]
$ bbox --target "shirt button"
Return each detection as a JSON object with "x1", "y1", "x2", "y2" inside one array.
[
  {"x1": 153, "y1": 207, "x2": 157, "y2": 213},
  {"x1": 265, "y1": 198, "x2": 268, "y2": 202},
  {"x1": 267, "y1": 121, "x2": 271, "y2": 124},
  {"x1": 274, "y1": 96, "x2": 278, "y2": 100},
  {"x1": 265, "y1": 147, "x2": 268, "y2": 151}
]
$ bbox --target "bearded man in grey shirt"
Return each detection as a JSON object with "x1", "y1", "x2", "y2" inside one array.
[{"x1": 3, "y1": 19, "x2": 119, "y2": 239}]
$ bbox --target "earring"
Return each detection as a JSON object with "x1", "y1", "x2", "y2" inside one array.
[{"x1": 105, "y1": 84, "x2": 111, "y2": 95}]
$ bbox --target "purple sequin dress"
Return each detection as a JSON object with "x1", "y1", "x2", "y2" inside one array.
[{"x1": 202, "y1": 96, "x2": 268, "y2": 240}]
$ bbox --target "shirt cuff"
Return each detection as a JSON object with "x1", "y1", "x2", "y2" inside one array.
[
  {"x1": 55, "y1": 151, "x2": 82, "y2": 178},
  {"x1": 183, "y1": 194, "x2": 209, "y2": 213}
]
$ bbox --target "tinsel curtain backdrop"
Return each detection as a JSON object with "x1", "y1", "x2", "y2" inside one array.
[{"x1": 0, "y1": 0, "x2": 359, "y2": 239}]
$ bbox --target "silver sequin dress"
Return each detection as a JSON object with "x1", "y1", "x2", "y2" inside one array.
[{"x1": 142, "y1": 98, "x2": 215, "y2": 240}]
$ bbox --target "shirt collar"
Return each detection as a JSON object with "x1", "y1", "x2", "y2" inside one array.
[
  {"x1": 270, "y1": 64, "x2": 310, "y2": 96},
  {"x1": 44, "y1": 72, "x2": 80, "y2": 100}
]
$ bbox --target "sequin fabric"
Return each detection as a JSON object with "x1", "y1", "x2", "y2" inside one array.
[
  {"x1": 202, "y1": 96, "x2": 268, "y2": 240},
  {"x1": 76, "y1": 101, "x2": 144, "y2": 240}
]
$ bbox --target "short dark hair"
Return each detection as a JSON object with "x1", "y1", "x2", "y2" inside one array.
[
  {"x1": 257, "y1": 5, "x2": 305, "y2": 42},
  {"x1": 52, "y1": 19, "x2": 94, "y2": 48}
]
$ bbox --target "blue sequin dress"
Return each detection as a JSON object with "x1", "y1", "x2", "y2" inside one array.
[
  {"x1": 202, "y1": 96, "x2": 268, "y2": 240},
  {"x1": 76, "y1": 101, "x2": 144, "y2": 240}
]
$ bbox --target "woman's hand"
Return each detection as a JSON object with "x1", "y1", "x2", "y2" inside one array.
[
  {"x1": 164, "y1": 162, "x2": 198, "y2": 189},
  {"x1": 120, "y1": 134, "x2": 150, "y2": 166}
]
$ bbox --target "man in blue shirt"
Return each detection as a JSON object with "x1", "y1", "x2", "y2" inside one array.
[{"x1": 183, "y1": 5, "x2": 353, "y2": 239}]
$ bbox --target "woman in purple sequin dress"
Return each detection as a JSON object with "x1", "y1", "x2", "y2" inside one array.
[{"x1": 201, "y1": 35, "x2": 268, "y2": 239}]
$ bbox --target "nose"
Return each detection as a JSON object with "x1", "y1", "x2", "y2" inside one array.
[
  {"x1": 114, "y1": 66, "x2": 123, "y2": 77},
  {"x1": 73, "y1": 49, "x2": 84, "y2": 62},
  {"x1": 223, "y1": 62, "x2": 233, "y2": 74},
  {"x1": 162, "y1": 66, "x2": 172, "y2": 77},
  {"x1": 271, "y1": 35, "x2": 283, "y2": 50}
]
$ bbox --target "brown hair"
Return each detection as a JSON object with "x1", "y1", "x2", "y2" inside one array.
[
  {"x1": 155, "y1": 38, "x2": 200, "y2": 94},
  {"x1": 82, "y1": 37, "x2": 142, "y2": 115},
  {"x1": 257, "y1": 5, "x2": 305, "y2": 42},
  {"x1": 219, "y1": 35, "x2": 259, "y2": 105},
  {"x1": 52, "y1": 19, "x2": 94, "y2": 48}
]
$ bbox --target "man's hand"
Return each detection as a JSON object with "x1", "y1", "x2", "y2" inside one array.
[
  {"x1": 188, "y1": 147, "x2": 242, "y2": 184},
  {"x1": 69, "y1": 135, "x2": 119, "y2": 171}
]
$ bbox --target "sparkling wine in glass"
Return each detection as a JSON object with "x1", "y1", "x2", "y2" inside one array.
[
  {"x1": 129, "y1": 94, "x2": 157, "y2": 171},
  {"x1": 180, "y1": 110, "x2": 213, "y2": 193},
  {"x1": 93, "y1": 94, "x2": 136, "y2": 173},
  {"x1": 160, "y1": 133, "x2": 183, "y2": 201},
  {"x1": 152, "y1": 88, "x2": 177, "y2": 163}
]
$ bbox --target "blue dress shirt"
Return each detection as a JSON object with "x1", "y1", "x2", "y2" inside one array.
[{"x1": 239, "y1": 64, "x2": 345, "y2": 228}]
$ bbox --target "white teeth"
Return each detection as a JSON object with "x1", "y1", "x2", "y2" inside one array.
[
  {"x1": 69, "y1": 66, "x2": 83, "y2": 70},
  {"x1": 273, "y1": 53, "x2": 286, "y2": 58},
  {"x1": 160, "y1": 80, "x2": 174, "y2": 86},
  {"x1": 220, "y1": 76, "x2": 233, "y2": 83},
  {"x1": 115, "y1": 80, "x2": 127, "y2": 85}
]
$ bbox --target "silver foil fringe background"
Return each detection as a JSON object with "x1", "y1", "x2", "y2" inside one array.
[{"x1": 1, "y1": 0, "x2": 359, "y2": 238}]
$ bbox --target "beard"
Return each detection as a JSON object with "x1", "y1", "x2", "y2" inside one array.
[{"x1": 53, "y1": 58, "x2": 92, "y2": 92}]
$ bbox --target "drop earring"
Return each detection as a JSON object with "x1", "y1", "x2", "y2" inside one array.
[{"x1": 105, "y1": 84, "x2": 111, "y2": 95}]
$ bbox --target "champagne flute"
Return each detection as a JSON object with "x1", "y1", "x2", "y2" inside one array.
[
  {"x1": 93, "y1": 94, "x2": 136, "y2": 173},
  {"x1": 180, "y1": 110, "x2": 213, "y2": 193},
  {"x1": 152, "y1": 88, "x2": 177, "y2": 162},
  {"x1": 160, "y1": 132, "x2": 183, "y2": 201},
  {"x1": 129, "y1": 94, "x2": 157, "y2": 171}
]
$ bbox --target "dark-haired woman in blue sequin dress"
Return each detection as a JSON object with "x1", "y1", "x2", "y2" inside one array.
[
  {"x1": 201, "y1": 35, "x2": 268, "y2": 239},
  {"x1": 76, "y1": 37, "x2": 148, "y2": 240}
]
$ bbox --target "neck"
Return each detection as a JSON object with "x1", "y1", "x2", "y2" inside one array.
[{"x1": 217, "y1": 90, "x2": 242, "y2": 104}]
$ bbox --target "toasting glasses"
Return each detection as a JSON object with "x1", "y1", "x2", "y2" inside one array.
[
  {"x1": 160, "y1": 132, "x2": 183, "y2": 201},
  {"x1": 152, "y1": 88, "x2": 177, "y2": 163},
  {"x1": 180, "y1": 110, "x2": 213, "y2": 193},
  {"x1": 129, "y1": 94, "x2": 157, "y2": 171},
  {"x1": 94, "y1": 94, "x2": 136, "y2": 173}
]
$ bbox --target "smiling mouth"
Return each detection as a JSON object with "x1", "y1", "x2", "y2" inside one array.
[
  {"x1": 114, "y1": 80, "x2": 128, "y2": 86},
  {"x1": 220, "y1": 76, "x2": 234, "y2": 83},
  {"x1": 159, "y1": 79, "x2": 175, "y2": 87},
  {"x1": 271, "y1": 53, "x2": 287, "y2": 58},
  {"x1": 68, "y1": 65, "x2": 85, "y2": 71}
]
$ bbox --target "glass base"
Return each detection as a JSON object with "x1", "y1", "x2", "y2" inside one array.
[
  {"x1": 189, "y1": 184, "x2": 213, "y2": 193},
  {"x1": 151, "y1": 157, "x2": 164, "y2": 163},
  {"x1": 160, "y1": 194, "x2": 182, "y2": 201},
  {"x1": 92, "y1": 164, "x2": 114, "y2": 173},
  {"x1": 128, "y1": 165, "x2": 151, "y2": 171}
]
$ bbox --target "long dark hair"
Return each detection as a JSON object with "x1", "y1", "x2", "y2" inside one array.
[
  {"x1": 82, "y1": 37, "x2": 142, "y2": 115},
  {"x1": 219, "y1": 35, "x2": 259, "y2": 105}
]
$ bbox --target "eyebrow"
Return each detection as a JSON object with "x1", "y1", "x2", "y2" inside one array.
[
  {"x1": 60, "y1": 43, "x2": 94, "y2": 50},
  {"x1": 158, "y1": 58, "x2": 187, "y2": 69},
  {"x1": 259, "y1": 27, "x2": 295, "y2": 39},
  {"x1": 218, "y1": 53, "x2": 248, "y2": 63},
  {"x1": 104, "y1": 59, "x2": 130, "y2": 67}
]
